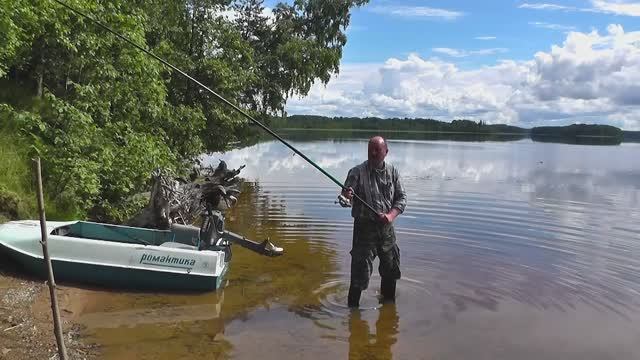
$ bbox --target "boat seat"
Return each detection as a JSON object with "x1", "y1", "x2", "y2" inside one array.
[
  {"x1": 159, "y1": 242, "x2": 199, "y2": 251},
  {"x1": 170, "y1": 223, "x2": 201, "y2": 245}
]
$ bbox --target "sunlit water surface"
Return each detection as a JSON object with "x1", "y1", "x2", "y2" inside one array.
[{"x1": 78, "y1": 138, "x2": 640, "y2": 360}]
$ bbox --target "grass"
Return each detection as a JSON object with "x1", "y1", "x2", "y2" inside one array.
[
  {"x1": 0, "y1": 122, "x2": 36, "y2": 220},
  {"x1": 0, "y1": 130, "x2": 31, "y2": 191},
  {"x1": 0, "y1": 122, "x2": 79, "y2": 221}
]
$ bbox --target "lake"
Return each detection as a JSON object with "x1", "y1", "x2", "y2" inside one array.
[{"x1": 78, "y1": 136, "x2": 640, "y2": 359}]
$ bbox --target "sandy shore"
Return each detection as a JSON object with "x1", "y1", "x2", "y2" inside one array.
[{"x1": 0, "y1": 254, "x2": 99, "y2": 360}]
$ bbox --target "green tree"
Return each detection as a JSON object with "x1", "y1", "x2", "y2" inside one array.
[
  {"x1": 0, "y1": 0, "x2": 369, "y2": 220},
  {"x1": 234, "y1": 0, "x2": 368, "y2": 115}
]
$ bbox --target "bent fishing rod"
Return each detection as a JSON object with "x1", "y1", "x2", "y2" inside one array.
[{"x1": 52, "y1": 0, "x2": 378, "y2": 215}]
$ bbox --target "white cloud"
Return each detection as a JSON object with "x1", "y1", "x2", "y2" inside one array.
[
  {"x1": 368, "y1": 5, "x2": 464, "y2": 20},
  {"x1": 529, "y1": 21, "x2": 576, "y2": 31},
  {"x1": 607, "y1": 109, "x2": 640, "y2": 129},
  {"x1": 519, "y1": 1, "x2": 640, "y2": 16},
  {"x1": 286, "y1": 25, "x2": 640, "y2": 130},
  {"x1": 475, "y1": 36, "x2": 497, "y2": 40},
  {"x1": 216, "y1": 6, "x2": 275, "y2": 23},
  {"x1": 432, "y1": 47, "x2": 509, "y2": 58},
  {"x1": 592, "y1": 0, "x2": 640, "y2": 16},
  {"x1": 519, "y1": 3, "x2": 576, "y2": 10}
]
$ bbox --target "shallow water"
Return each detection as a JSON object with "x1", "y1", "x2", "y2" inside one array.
[{"x1": 79, "y1": 138, "x2": 640, "y2": 359}]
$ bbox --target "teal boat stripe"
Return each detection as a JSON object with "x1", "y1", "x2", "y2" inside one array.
[
  {"x1": 1, "y1": 243, "x2": 229, "y2": 291},
  {"x1": 140, "y1": 262, "x2": 193, "y2": 270},
  {"x1": 0, "y1": 242, "x2": 223, "y2": 276}
]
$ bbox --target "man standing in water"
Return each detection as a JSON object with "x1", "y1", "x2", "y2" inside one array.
[{"x1": 340, "y1": 136, "x2": 407, "y2": 307}]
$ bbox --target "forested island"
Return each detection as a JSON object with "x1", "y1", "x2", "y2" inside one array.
[
  {"x1": 624, "y1": 131, "x2": 640, "y2": 142},
  {"x1": 530, "y1": 124, "x2": 624, "y2": 145}
]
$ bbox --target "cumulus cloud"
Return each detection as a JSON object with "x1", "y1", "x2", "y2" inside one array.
[
  {"x1": 286, "y1": 25, "x2": 640, "y2": 130},
  {"x1": 592, "y1": 0, "x2": 640, "y2": 16},
  {"x1": 368, "y1": 5, "x2": 464, "y2": 20},
  {"x1": 531, "y1": 25, "x2": 640, "y2": 105},
  {"x1": 519, "y1": 1, "x2": 640, "y2": 16}
]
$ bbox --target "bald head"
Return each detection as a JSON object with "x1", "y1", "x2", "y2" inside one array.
[
  {"x1": 368, "y1": 136, "x2": 388, "y2": 168},
  {"x1": 369, "y1": 136, "x2": 387, "y2": 147}
]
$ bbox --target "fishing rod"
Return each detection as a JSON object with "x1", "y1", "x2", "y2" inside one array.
[{"x1": 51, "y1": 0, "x2": 378, "y2": 215}]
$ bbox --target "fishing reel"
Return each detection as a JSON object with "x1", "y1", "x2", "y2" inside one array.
[{"x1": 336, "y1": 194, "x2": 352, "y2": 208}]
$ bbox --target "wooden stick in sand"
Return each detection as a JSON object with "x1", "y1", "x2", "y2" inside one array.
[{"x1": 34, "y1": 157, "x2": 68, "y2": 360}]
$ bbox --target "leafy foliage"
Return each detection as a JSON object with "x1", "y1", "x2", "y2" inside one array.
[{"x1": 0, "y1": 0, "x2": 367, "y2": 220}]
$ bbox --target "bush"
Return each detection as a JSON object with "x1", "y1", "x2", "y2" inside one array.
[{"x1": 0, "y1": 185, "x2": 21, "y2": 220}]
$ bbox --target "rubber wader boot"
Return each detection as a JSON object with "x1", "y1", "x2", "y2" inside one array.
[
  {"x1": 380, "y1": 277, "x2": 397, "y2": 303},
  {"x1": 348, "y1": 286, "x2": 362, "y2": 308}
]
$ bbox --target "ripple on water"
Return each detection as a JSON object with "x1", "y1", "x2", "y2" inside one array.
[
  {"x1": 250, "y1": 178, "x2": 640, "y2": 319},
  {"x1": 65, "y1": 141, "x2": 640, "y2": 360},
  {"x1": 308, "y1": 274, "x2": 433, "y2": 318}
]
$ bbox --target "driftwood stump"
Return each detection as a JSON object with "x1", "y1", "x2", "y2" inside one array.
[{"x1": 126, "y1": 160, "x2": 245, "y2": 230}]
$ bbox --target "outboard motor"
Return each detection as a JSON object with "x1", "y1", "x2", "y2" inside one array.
[
  {"x1": 197, "y1": 207, "x2": 283, "y2": 257},
  {"x1": 197, "y1": 166, "x2": 284, "y2": 257},
  {"x1": 199, "y1": 209, "x2": 226, "y2": 250}
]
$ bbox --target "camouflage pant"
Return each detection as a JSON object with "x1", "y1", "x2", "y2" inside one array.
[{"x1": 349, "y1": 218, "x2": 401, "y2": 290}]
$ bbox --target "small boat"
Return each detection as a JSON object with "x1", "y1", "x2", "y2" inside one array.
[
  {"x1": 0, "y1": 163, "x2": 284, "y2": 291},
  {"x1": 0, "y1": 220, "x2": 233, "y2": 291}
]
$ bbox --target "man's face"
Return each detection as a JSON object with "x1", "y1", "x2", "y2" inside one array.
[{"x1": 368, "y1": 139, "x2": 388, "y2": 167}]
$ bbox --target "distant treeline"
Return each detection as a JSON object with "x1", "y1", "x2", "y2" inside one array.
[
  {"x1": 530, "y1": 124, "x2": 624, "y2": 145},
  {"x1": 267, "y1": 115, "x2": 528, "y2": 134},
  {"x1": 273, "y1": 129, "x2": 527, "y2": 143},
  {"x1": 624, "y1": 131, "x2": 640, "y2": 142},
  {"x1": 264, "y1": 115, "x2": 639, "y2": 144},
  {"x1": 531, "y1": 124, "x2": 622, "y2": 138}
]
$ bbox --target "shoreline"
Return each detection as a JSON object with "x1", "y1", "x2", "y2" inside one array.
[
  {"x1": 0, "y1": 254, "x2": 99, "y2": 360},
  {"x1": 277, "y1": 127, "x2": 528, "y2": 136}
]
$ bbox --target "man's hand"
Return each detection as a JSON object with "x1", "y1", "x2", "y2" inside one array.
[
  {"x1": 378, "y1": 208, "x2": 401, "y2": 224},
  {"x1": 378, "y1": 212, "x2": 392, "y2": 224},
  {"x1": 342, "y1": 187, "x2": 354, "y2": 200},
  {"x1": 338, "y1": 187, "x2": 354, "y2": 208}
]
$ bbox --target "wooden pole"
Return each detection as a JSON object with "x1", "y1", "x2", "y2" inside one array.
[{"x1": 34, "y1": 157, "x2": 68, "y2": 360}]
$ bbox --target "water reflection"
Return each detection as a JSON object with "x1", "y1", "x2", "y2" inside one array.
[
  {"x1": 75, "y1": 136, "x2": 640, "y2": 359},
  {"x1": 76, "y1": 287, "x2": 231, "y2": 359},
  {"x1": 531, "y1": 134, "x2": 622, "y2": 145},
  {"x1": 348, "y1": 305, "x2": 398, "y2": 360},
  {"x1": 206, "y1": 137, "x2": 640, "y2": 359},
  {"x1": 222, "y1": 182, "x2": 341, "y2": 312},
  {"x1": 78, "y1": 181, "x2": 339, "y2": 359},
  {"x1": 79, "y1": 294, "x2": 225, "y2": 329}
]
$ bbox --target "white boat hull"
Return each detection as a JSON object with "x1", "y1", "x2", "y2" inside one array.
[{"x1": 0, "y1": 221, "x2": 229, "y2": 291}]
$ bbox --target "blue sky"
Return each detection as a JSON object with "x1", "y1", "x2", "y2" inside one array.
[
  {"x1": 342, "y1": 0, "x2": 639, "y2": 65},
  {"x1": 269, "y1": 1, "x2": 640, "y2": 129}
]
